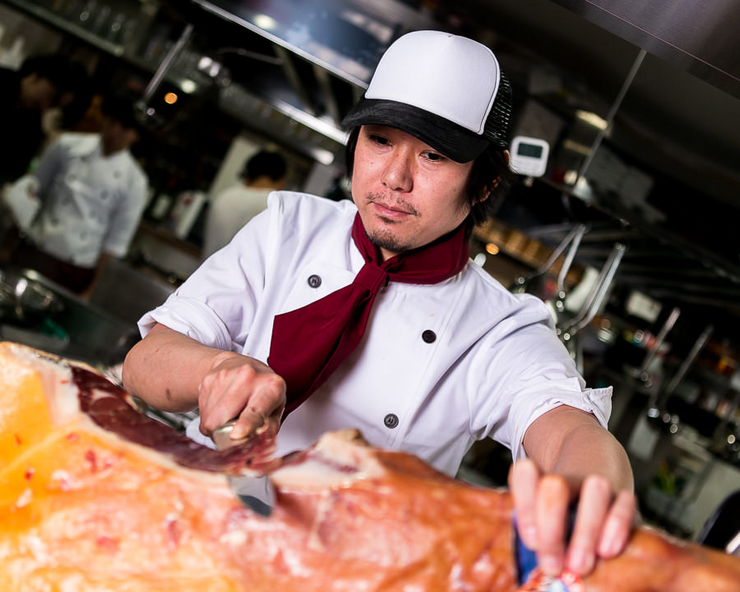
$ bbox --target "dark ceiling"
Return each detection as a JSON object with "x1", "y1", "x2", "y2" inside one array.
[{"x1": 454, "y1": 0, "x2": 740, "y2": 207}]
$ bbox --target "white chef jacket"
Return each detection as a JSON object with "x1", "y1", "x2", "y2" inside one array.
[
  {"x1": 139, "y1": 191, "x2": 612, "y2": 476},
  {"x1": 26, "y1": 133, "x2": 148, "y2": 268}
]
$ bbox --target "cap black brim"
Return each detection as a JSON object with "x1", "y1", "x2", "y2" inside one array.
[{"x1": 341, "y1": 99, "x2": 489, "y2": 163}]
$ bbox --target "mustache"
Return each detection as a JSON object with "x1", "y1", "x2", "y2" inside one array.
[{"x1": 366, "y1": 192, "x2": 419, "y2": 216}]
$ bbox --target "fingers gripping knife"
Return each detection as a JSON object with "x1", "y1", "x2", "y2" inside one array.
[{"x1": 212, "y1": 420, "x2": 276, "y2": 517}]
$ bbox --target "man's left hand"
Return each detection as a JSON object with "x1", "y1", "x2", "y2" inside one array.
[{"x1": 509, "y1": 458, "x2": 637, "y2": 577}]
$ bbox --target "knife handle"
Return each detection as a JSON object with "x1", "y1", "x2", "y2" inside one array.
[
  {"x1": 514, "y1": 505, "x2": 578, "y2": 586},
  {"x1": 212, "y1": 419, "x2": 251, "y2": 450}
]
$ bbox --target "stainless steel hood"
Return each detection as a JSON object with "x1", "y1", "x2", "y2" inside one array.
[
  {"x1": 548, "y1": 0, "x2": 740, "y2": 102},
  {"x1": 192, "y1": 0, "x2": 436, "y2": 88},
  {"x1": 186, "y1": 0, "x2": 437, "y2": 162}
]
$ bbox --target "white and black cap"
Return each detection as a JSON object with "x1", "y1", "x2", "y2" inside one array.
[{"x1": 342, "y1": 30, "x2": 513, "y2": 163}]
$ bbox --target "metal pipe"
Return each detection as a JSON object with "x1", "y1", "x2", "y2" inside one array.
[
  {"x1": 576, "y1": 48, "x2": 647, "y2": 182},
  {"x1": 562, "y1": 242, "x2": 626, "y2": 337},
  {"x1": 512, "y1": 223, "x2": 587, "y2": 294},
  {"x1": 141, "y1": 23, "x2": 195, "y2": 105},
  {"x1": 557, "y1": 224, "x2": 587, "y2": 295},
  {"x1": 664, "y1": 324, "x2": 714, "y2": 396},
  {"x1": 273, "y1": 45, "x2": 317, "y2": 116},
  {"x1": 639, "y1": 306, "x2": 681, "y2": 377}
]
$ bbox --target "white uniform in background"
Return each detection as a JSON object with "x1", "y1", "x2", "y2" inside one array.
[
  {"x1": 139, "y1": 191, "x2": 612, "y2": 476},
  {"x1": 25, "y1": 132, "x2": 147, "y2": 268},
  {"x1": 202, "y1": 185, "x2": 272, "y2": 259}
]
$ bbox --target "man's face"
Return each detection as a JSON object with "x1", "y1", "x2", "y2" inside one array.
[
  {"x1": 100, "y1": 117, "x2": 139, "y2": 155},
  {"x1": 351, "y1": 125, "x2": 475, "y2": 261},
  {"x1": 19, "y1": 74, "x2": 60, "y2": 111}
]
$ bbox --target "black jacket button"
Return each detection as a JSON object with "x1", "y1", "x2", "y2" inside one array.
[
  {"x1": 383, "y1": 413, "x2": 399, "y2": 429},
  {"x1": 307, "y1": 274, "x2": 322, "y2": 288},
  {"x1": 422, "y1": 330, "x2": 436, "y2": 343}
]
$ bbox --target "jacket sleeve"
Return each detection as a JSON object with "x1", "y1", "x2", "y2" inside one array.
[
  {"x1": 102, "y1": 165, "x2": 148, "y2": 257},
  {"x1": 30, "y1": 137, "x2": 67, "y2": 202}
]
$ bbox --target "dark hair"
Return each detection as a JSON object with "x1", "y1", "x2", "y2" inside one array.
[
  {"x1": 19, "y1": 54, "x2": 88, "y2": 97},
  {"x1": 344, "y1": 127, "x2": 514, "y2": 230},
  {"x1": 101, "y1": 90, "x2": 144, "y2": 131},
  {"x1": 243, "y1": 151, "x2": 288, "y2": 182}
]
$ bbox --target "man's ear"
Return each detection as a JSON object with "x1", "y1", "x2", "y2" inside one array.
[
  {"x1": 477, "y1": 175, "x2": 502, "y2": 205},
  {"x1": 475, "y1": 189, "x2": 491, "y2": 205},
  {"x1": 479, "y1": 150, "x2": 510, "y2": 202},
  {"x1": 472, "y1": 149, "x2": 511, "y2": 205}
]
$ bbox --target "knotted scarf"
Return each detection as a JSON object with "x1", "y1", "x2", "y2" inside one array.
[{"x1": 268, "y1": 212, "x2": 469, "y2": 415}]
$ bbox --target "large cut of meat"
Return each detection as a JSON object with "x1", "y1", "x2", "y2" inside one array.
[{"x1": 1, "y1": 342, "x2": 739, "y2": 592}]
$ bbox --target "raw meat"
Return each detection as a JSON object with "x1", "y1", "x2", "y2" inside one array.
[{"x1": 0, "y1": 342, "x2": 739, "y2": 592}]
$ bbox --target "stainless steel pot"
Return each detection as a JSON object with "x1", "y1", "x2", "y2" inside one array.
[{"x1": 0, "y1": 269, "x2": 64, "y2": 325}]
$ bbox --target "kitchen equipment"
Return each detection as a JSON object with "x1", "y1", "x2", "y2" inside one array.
[
  {"x1": 696, "y1": 490, "x2": 740, "y2": 556},
  {"x1": 509, "y1": 135, "x2": 550, "y2": 178},
  {"x1": 212, "y1": 420, "x2": 276, "y2": 517},
  {"x1": 0, "y1": 269, "x2": 64, "y2": 326}
]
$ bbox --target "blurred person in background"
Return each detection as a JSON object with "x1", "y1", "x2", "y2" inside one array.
[
  {"x1": 5, "y1": 90, "x2": 148, "y2": 295},
  {"x1": 202, "y1": 150, "x2": 287, "y2": 259},
  {"x1": 0, "y1": 53, "x2": 90, "y2": 186}
]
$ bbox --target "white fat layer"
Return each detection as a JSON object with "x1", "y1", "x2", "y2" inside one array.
[
  {"x1": 6, "y1": 342, "x2": 81, "y2": 424},
  {"x1": 271, "y1": 430, "x2": 383, "y2": 489}
]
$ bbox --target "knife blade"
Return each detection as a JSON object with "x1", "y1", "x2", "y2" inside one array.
[{"x1": 213, "y1": 420, "x2": 276, "y2": 517}]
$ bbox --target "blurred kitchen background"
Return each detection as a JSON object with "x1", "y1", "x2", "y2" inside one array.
[{"x1": 1, "y1": 0, "x2": 739, "y2": 544}]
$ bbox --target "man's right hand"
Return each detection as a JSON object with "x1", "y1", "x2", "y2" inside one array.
[
  {"x1": 123, "y1": 323, "x2": 286, "y2": 443},
  {"x1": 197, "y1": 352, "x2": 286, "y2": 442}
]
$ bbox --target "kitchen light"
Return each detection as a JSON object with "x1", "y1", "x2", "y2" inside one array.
[
  {"x1": 253, "y1": 14, "x2": 277, "y2": 30},
  {"x1": 563, "y1": 170, "x2": 579, "y2": 185},
  {"x1": 575, "y1": 110, "x2": 608, "y2": 130},
  {"x1": 180, "y1": 79, "x2": 197, "y2": 94},
  {"x1": 164, "y1": 92, "x2": 178, "y2": 105},
  {"x1": 309, "y1": 147, "x2": 335, "y2": 166},
  {"x1": 485, "y1": 243, "x2": 500, "y2": 255}
]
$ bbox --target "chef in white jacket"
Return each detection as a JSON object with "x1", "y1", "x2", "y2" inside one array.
[
  {"x1": 7, "y1": 91, "x2": 147, "y2": 294},
  {"x1": 123, "y1": 31, "x2": 636, "y2": 579}
]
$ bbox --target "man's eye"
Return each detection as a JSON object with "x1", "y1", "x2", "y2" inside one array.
[
  {"x1": 424, "y1": 151, "x2": 445, "y2": 162},
  {"x1": 369, "y1": 135, "x2": 390, "y2": 146}
]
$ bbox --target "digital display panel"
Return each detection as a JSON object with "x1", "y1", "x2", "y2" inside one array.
[{"x1": 517, "y1": 142, "x2": 544, "y2": 158}]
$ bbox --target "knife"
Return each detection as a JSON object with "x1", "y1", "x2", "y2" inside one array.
[{"x1": 212, "y1": 420, "x2": 276, "y2": 517}]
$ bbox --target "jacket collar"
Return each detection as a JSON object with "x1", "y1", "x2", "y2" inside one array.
[{"x1": 68, "y1": 134, "x2": 130, "y2": 163}]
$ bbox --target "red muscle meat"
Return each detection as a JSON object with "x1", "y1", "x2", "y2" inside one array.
[{"x1": 1, "y1": 342, "x2": 739, "y2": 592}]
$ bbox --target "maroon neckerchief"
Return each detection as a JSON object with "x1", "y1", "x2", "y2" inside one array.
[{"x1": 268, "y1": 212, "x2": 469, "y2": 416}]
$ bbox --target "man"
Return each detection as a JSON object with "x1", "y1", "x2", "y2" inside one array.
[
  {"x1": 8, "y1": 91, "x2": 148, "y2": 294},
  {"x1": 202, "y1": 150, "x2": 287, "y2": 259},
  {"x1": 0, "y1": 54, "x2": 89, "y2": 186},
  {"x1": 122, "y1": 31, "x2": 635, "y2": 579}
]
